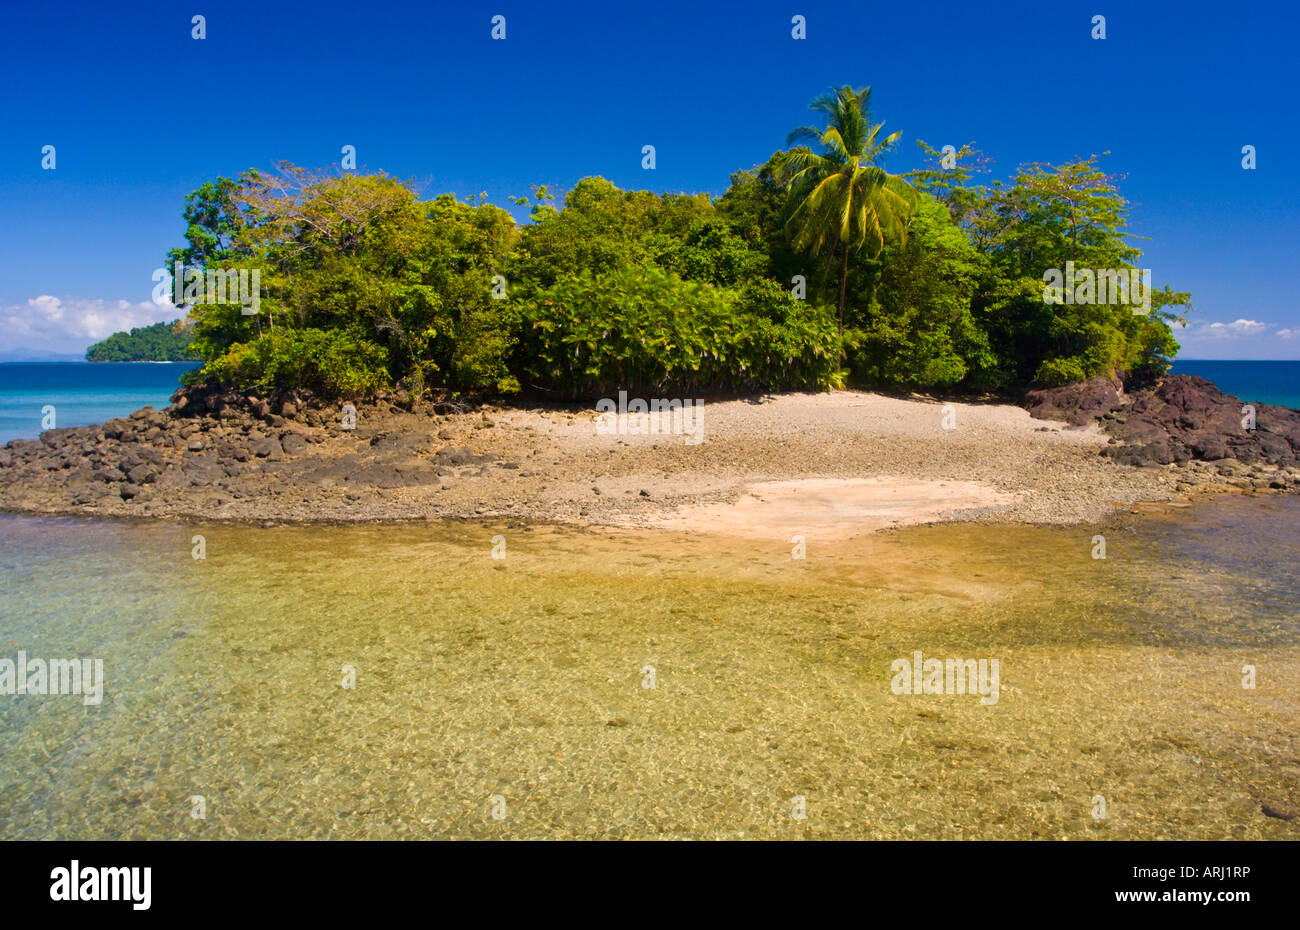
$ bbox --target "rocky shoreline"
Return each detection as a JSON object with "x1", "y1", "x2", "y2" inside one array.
[
  {"x1": 0, "y1": 375, "x2": 1296, "y2": 529},
  {"x1": 1026, "y1": 374, "x2": 1300, "y2": 477}
]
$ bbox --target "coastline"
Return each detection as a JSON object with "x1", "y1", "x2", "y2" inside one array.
[{"x1": 1, "y1": 385, "x2": 1295, "y2": 535}]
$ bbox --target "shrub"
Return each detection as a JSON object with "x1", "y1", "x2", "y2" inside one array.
[
  {"x1": 200, "y1": 328, "x2": 389, "y2": 397},
  {"x1": 516, "y1": 264, "x2": 838, "y2": 396}
]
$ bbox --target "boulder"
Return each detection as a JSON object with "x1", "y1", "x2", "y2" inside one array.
[
  {"x1": 1190, "y1": 436, "x2": 1228, "y2": 460},
  {"x1": 102, "y1": 418, "x2": 131, "y2": 440},
  {"x1": 281, "y1": 432, "x2": 310, "y2": 455},
  {"x1": 1024, "y1": 377, "x2": 1123, "y2": 426},
  {"x1": 253, "y1": 438, "x2": 283, "y2": 458},
  {"x1": 126, "y1": 464, "x2": 159, "y2": 484}
]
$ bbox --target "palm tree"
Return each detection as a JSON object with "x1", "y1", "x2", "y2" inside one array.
[{"x1": 783, "y1": 85, "x2": 917, "y2": 344}]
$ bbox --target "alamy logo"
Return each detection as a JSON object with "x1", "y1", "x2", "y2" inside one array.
[
  {"x1": 890, "y1": 650, "x2": 1000, "y2": 705},
  {"x1": 596, "y1": 391, "x2": 704, "y2": 445},
  {"x1": 153, "y1": 262, "x2": 261, "y2": 315},
  {"x1": 50, "y1": 860, "x2": 150, "y2": 910},
  {"x1": 1042, "y1": 261, "x2": 1151, "y2": 315},
  {"x1": 0, "y1": 651, "x2": 104, "y2": 706}
]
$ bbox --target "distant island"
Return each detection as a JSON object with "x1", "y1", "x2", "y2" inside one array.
[{"x1": 86, "y1": 320, "x2": 196, "y2": 362}]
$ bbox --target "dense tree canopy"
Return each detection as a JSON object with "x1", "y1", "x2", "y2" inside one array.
[
  {"x1": 907, "y1": 145, "x2": 1190, "y2": 386},
  {"x1": 165, "y1": 87, "x2": 1191, "y2": 400}
]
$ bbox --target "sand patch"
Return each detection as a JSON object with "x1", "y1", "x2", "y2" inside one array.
[{"x1": 646, "y1": 476, "x2": 1016, "y2": 540}]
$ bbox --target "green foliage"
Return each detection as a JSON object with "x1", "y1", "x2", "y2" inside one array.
[
  {"x1": 166, "y1": 178, "x2": 246, "y2": 270},
  {"x1": 783, "y1": 86, "x2": 916, "y2": 260},
  {"x1": 850, "y1": 196, "x2": 996, "y2": 389},
  {"x1": 179, "y1": 166, "x2": 517, "y2": 398},
  {"x1": 203, "y1": 328, "x2": 389, "y2": 396},
  {"x1": 911, "y1": 146, "x2": 1191, "y2": 387},
  {"x1": 86, "y1": 320, "x2": 197, "y2": 362},
  {"x1": 653, "y1": 217, "x2": 767, "y2": 287},
  {"x1": 166, "y1": 89, "x2": 1191, "y2": 402},
  {"x1": 516, "y1": 264, "x2": 839, "y2": 396}
]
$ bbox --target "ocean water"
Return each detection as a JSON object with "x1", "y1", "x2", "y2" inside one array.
[
  {"x1": 0, "y1": 498, "x2": 1296, "y2": 840},
  {"x1": 1170, "y1": 359, "x2": 1300, "y2": 409},
  {"x1": 0, "y1": 362, "x2": 200, "y2": 446}
]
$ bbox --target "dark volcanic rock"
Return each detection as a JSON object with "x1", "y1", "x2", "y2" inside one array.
[
  {"x1": 370, "y1": 431, "x2": 435, "y2": 454},
  {"x1": 253, "y1": 438, "x2": 283, "y2": 459},
  {"x1": 346, "y1": 461, "x2": 440, "y2": 489},
  {"x1": 1189, "y1": 436, "x2": 1229, "y2": 460},
  {"x1": 1103, "y1": 440, "x2": 1175, "y2": 467},
  {"x1": 1030, "y1": 373, "x2": 1300, "y2": 469},
  {"x1": 281, "y1": 432, "x2": 310, "y2": 455},
  {"x1": 101, "y1": 418, "x2": 131, "y2": 440},
  {"x1": 433, "y1": 445, "x2": 494, "y2": 467},
  {"x1": 1128, "y1": 375, "x2": 1299, "y2": 466},
  {"x1": 126, "y1": 464, "x2": 159, "y2": 484},
  {"x1": 1024, "y1": 377, "x2": 1123, "y2": 426},
  {"x1": 1110, "y1": 414, "x2": 1169, "y2": 444}
]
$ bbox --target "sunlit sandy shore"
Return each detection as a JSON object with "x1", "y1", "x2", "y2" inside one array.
[{"x1": 7, "y1": 389, "x2": 1284, "y2": 531}]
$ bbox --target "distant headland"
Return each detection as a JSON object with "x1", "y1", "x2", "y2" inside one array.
[{"x1": 85, "y1": 320, "x2": 196, "y2": 363}]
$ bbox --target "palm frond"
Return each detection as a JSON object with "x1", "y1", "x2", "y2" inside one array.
[
  {"x1": 783, "y1": 83, "x2": 916, "y2": 257},
  {"x1": 785, "y1": 125, "x2": 825, "y2": 148}
]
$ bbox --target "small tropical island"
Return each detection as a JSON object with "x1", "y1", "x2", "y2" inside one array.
[{"x1": 2, "y1": 84, "x2": 1298, "y2": 523}]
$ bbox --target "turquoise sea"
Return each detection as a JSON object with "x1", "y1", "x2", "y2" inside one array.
[{"x1": 0, "y1": 362, "x2": 200, "y2": 446}]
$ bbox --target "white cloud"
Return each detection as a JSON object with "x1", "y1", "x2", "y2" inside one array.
[
  {"x1": 1208, "y1": 319, "x2": 1267, "y2": 335},
  {"x1": 1169, "y1": 317, "x2": 1300, "y2": 358},
  {"x1": 1174, "y1": 318, "x2": 1269, "y2": 339},
  {"x1": 0, "y1": 295, "x2": 179, "y2": 359}
]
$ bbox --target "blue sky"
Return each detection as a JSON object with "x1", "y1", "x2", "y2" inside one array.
[{"x1": 1, "y1": 0, "x2": 1297, "y2": 359}]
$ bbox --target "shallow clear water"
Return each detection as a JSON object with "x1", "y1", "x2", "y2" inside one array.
[{"x1": 0, "y1": 498, "x2": 1297, "y2": 839}]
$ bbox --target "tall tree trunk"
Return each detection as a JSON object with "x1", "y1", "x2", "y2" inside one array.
[{"x1": 836, "y1": 240, "x2": 850, "y2": 366}]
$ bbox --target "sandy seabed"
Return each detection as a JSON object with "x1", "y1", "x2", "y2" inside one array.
[{"x1": 1, "y1": 505, "x2": 1296, "y2": 840}]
